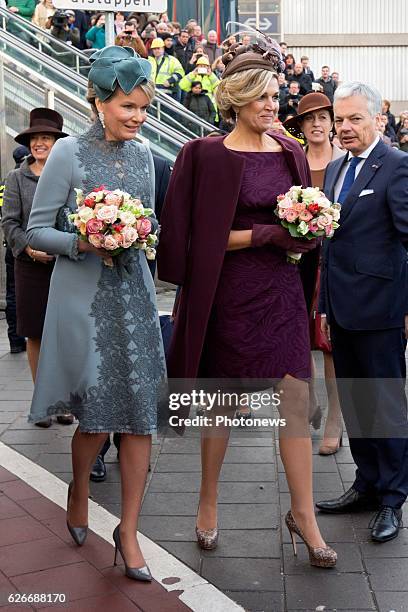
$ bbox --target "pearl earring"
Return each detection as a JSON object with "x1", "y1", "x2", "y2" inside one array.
[{"x1": 98, "y1": 111, "x2": 105, "y2": 128}]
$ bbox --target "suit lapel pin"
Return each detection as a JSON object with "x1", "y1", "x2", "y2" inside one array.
[{"x1": 372, "y1": 164, "x2": 379, "y2": 169}]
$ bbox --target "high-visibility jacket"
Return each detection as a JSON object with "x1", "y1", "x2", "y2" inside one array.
[
  {"x1": 179, "y1": 71, "x2": 220, "y2": 111},
  {"x1": 0, "y1": 183, "x2": 5, "y2": 209},
  {"x1": 148, "y1": 55, "x2": 185, "y2": 90}
]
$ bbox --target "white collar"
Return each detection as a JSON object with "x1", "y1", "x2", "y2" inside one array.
[{"x1": 347, "y1": 135, "x2": 380, "y2": 161}]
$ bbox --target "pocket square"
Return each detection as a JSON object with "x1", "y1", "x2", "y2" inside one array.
[{"x1": 359, "y1": 189, "x2": 374, "y2": 197}]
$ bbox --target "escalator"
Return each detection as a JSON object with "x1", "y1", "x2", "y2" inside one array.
[{"x1": 0, "y1": 5, "x2": 216, "y2": 163}]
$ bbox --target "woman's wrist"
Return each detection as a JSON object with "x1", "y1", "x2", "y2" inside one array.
[{"x1": 25, "y1": 246, "x2": 36, "y2": 259}]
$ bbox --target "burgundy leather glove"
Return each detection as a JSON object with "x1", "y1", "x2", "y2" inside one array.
[{"x1": 251, "y1": 224, "x2": 318, "y2": 254}]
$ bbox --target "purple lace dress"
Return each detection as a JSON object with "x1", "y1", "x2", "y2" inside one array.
[{"x1": 203, "y1": 151, "x2": 311, "y2": 381}]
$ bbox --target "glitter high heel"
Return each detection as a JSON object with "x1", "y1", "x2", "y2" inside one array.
[{"x1": 285, "y1": 510, "x2": 337, "y2": 568}]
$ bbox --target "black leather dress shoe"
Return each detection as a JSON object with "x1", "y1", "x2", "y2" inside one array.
[
  {"x1": 370, "y1": 506, "x2": 403, "y2": 542},
  {"x1": 316, "y1": 486, "x2": 380, "y2": 514},
  {"x1": 90, "y1": 455, "x2": 106, "y2": 482},
  {"x1": 10, "y1": 343, "x2": 26, "y2": 354}
]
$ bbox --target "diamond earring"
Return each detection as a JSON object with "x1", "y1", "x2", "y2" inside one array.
[{"x1": 98, "y1": 111, "x2": 105, "y2": 128}]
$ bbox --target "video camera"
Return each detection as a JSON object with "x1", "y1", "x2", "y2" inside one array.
[{"x1": 51, "y1": 11, "x2": 69, "y2": 28}]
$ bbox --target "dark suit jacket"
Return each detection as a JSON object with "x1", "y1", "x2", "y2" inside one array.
[
  {"x1": 152, "y1": 155, "x2": 171, "y2": 223},
  {"x1": 319, "y1": 139, "x2": 408, "y2": 330},
  {"x1": 148, "y1": 155, "x2": 171, "y2": 278}
]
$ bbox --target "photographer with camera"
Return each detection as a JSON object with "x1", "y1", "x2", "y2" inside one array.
[
  {"x1": 179, "y1": 55, "x2": 220, "y2": 121},
  {"x1": 50, "y1": 10, "x2": 80, "y2": 48},
  {"x1": 280, "y1": 80, "x2": 303, "y2": 121}
]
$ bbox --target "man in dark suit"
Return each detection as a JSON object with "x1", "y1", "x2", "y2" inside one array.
[
  {"x1": 316, "y1": 81, "x2": 408, "y2": 542},
  {"x1": 90, "y1": 153, "x2": 171, "y2": 481}
]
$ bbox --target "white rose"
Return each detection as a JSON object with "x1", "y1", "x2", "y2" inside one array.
[
  {"x1": 301, "y1": 187, "x2": 321, "y2": 204},
  {"x1": 146, "y1": 247, "x2": 156, "y2": 260},
  {"x1": 119, "y1": 211, "x2": 137, "y2": 225},
  {"x1": 297, "y1": 221, "x2": 310, "y2": 236},
  {"x1": 315, "y1": 196, "x2": 331, "y2": 209},
  {"x1": 96, "y1": 205, "x2": 119, "y2": 225},
  {"x1": 78, "y1": 207, "x2": 95, "y2": 223}
]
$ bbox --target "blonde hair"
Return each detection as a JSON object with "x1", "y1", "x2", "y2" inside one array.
[{"x1": 216, "y1": 68, "x2": 278, "y2": 121}]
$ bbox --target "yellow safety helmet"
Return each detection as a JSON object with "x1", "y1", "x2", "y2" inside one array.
[
  {"x1": 151, "y1": 38, "x2": 165, "y2": 49},
  {"x1": 196, "y1": 56, "x2": 210, "y2": 66}
]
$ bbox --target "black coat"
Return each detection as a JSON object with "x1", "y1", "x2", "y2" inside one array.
[
  {"x1": 184, "y1": 92, "x2": 216, "y2": 125},
  {"x1": 288, "y1": 72, "x2": 313, "y2": 96},
  {"x1": 174, "y1": 39, "x2": 196, "y2": 72},
  {"x1": 316, "y1": 77, "x2": 337, "y2": 103}
]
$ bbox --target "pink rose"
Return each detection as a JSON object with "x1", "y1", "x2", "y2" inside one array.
[
  {"x1": 136, "y1": 218, "x2": 152, "y2": 239},
  {"x1": 277, "y1": 197, "x2": 292, "y2": 210},
  {"x1": 96, "y1": 205, "x2": 119, "y2": 225},
  {"x1": 88, "y1": 233, "x2": 104, "y2": 248},
  {"x1": 104, "y1": 193, "x2": 123, "y2": 206},
  {"x1": 299, "y1": 210, "x2": 313, "y2": 222},
  {"x1": 114, "y1": 233, "x2": 124, "y2": 246},
  {"x1": 86, "y1": 218, "x2": 105, "y2": 234},
  {"x1": 103, "y1": 235, "x2": 120, "y2": 250},
  {"x1": 308, "y1": 221, "x2": 319, "y2": 233},
  {"x1": 317, "y1": 214, "x2": 333, "y2": 229},
  {"x1": 325, "y1": 224, "x2": 334, "y2": 237},
  {"x1": 293, "y1": 202, "x2": 306, "y2": 214},
  {"x1": 121, "y1": 226, "x2": 138, "y2": 248},
  {"x1": 284, "y1": 209, "x2": 299, "y2": 223}
]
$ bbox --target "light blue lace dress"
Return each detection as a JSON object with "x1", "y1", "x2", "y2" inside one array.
[{"x1": 26, "y1": 120, "x2": 166, "y2": 434}]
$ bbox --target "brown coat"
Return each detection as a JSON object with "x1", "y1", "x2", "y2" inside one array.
[{"x1": 158, "y1": 134, "x2": 318, "y2": 378}]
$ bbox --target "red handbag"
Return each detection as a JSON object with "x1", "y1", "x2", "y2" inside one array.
[{"x1": 310, "y1": 267, "x2": 332, "y2": 353}]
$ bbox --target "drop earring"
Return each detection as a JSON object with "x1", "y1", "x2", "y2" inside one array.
[{"x1": 98, "y1": 111, "x2": 105, "y2": 128}]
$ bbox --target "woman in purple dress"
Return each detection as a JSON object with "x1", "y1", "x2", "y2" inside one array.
[{"x1": 158, "y1": 37, "x2": 337, "y2": 568}]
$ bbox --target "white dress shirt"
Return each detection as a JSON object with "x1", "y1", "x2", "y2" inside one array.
[{"x1": 334, "y1": 136, "x2": 380, "y2": 203}]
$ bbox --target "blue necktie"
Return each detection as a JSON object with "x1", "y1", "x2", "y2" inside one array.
[{"x1": 338, "y1": 156, "x2": 362, "y2": 204}]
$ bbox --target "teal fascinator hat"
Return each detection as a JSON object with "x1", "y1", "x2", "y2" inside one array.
[{"x1": 88, "y1": 46, "x2": 152, "y2": 102}]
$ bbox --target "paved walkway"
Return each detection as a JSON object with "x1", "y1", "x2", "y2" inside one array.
[{"x1": 0, "y1": 294, "x2": 408, "y2": 611}]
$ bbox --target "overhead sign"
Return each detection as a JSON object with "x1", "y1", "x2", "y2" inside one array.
[
  {"x1": 243, "y1": 16, "x2": 273, "y2": 32},
  {"x1": 53, "y1": 0, "x2": 167, "y2": 12}
]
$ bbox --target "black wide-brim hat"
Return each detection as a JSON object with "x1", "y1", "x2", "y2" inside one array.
[
  {"x1": 284, "y1": 93, "x2": 333, "y2": 140},
  {"x1": 15, "y1": 107, "x2": 68, "y2": 147}
]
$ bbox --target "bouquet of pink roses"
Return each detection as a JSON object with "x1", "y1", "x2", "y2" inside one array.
[
  {"x1": 70, "y1": 186, "x2": 158, "y2": 266},
  {"x1": 275, "y1": 186, "x2": 341, "y2": 264}
]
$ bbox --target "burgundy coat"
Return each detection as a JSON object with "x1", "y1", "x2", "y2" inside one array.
[{"x1": 157, "y1": 134, "x2": 318, "y2": 379}]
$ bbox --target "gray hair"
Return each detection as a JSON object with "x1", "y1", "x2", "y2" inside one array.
[{"x1": 334, "y1": 81, "x2": 382, "y2": 117}]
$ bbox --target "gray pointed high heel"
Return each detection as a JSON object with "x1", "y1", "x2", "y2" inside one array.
[
  {"x1": 66, "y1": 481, "x2": 88, "y2": 546},
  {"x1": 112, "y1": 525, "x2": 152, "y2": 582}
]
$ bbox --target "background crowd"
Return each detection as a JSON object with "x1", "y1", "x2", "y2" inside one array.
[{"x1": 2, "y1": 1, "x2": 408, "y2": 146}]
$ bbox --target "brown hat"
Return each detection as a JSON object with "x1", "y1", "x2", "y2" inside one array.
[
  {"x1": 15, "y1": 108, "x2": 68, "y2": 147},
  {"x1": 222, "y1": 35, "x2": 285, "y2": 79},
  {"x1": 284, "y1": 93, "x2": 333, "y2": 139}
]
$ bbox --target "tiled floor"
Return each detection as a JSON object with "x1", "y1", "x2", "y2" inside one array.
[
  {"x1": 0, "y1": 466, "x2": 189, "y2": 612},
  {"x1": 1, "y1": 295, "x2": 408, "y2": 611}
]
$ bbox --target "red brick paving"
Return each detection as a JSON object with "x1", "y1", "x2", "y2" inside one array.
[{"x1": 0, "y1": 467, "x2": 191, "y2": 612}]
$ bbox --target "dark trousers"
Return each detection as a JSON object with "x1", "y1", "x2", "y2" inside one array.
[
  {"x1": 5, "y1": 248, "x2": 25, "y2": 348},
  {"x1": 331, "y1": 320, "x2": 408, "y2": 508},
  {"x1": 99, "y1": 433, "x2": 121, "y2": 458}
]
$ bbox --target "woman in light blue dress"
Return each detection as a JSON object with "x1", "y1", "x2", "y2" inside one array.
[{"x1": 27, "y1": 46, "x2": 166, "y2": 581}]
